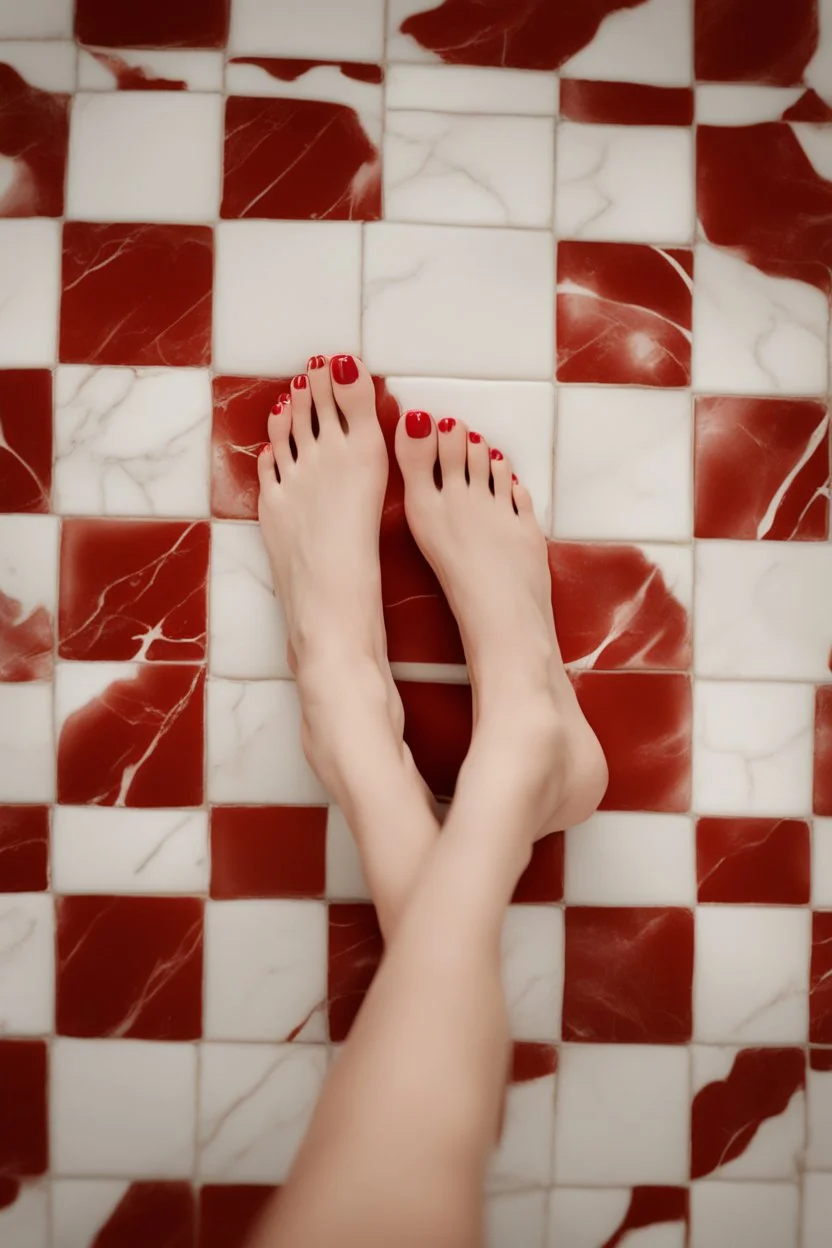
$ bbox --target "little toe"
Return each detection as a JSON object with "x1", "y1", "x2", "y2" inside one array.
[
  {"x1": 267, "y1": 399, "x2": 293, "y2": 478},
  {"x1": 512, "y1": 476, "x2": 535, "y2": 519},
  {"x1": 394, "y1": 409, "x2": 438, "y2": 502},
  {"x1": 306, "y1": 355, "x2": 342, "y2": 436},
  {"x1": 466, "y1": 428, "x2": 491, "y2": 488},
  {"x1": 257, "y1": 442, "x2": 278, "y2": 502},
  {"x1": 488, "y1": 447, "x2": 514, "y2": 504},
  {"x1": 289, "y1": 372, "x2": 315, "y2": 449},
  {"x1": 435, "y1": 416, "x2": 467, "y2": 487},
  {"x1": 329, "y1": 354, "x2": 378, "y2": 436}
]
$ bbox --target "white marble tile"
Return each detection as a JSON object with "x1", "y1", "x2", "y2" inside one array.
[
  {"x1": 486, "y1": 1190, "x2": 548, "y2": 1248},
  {"x1": 0, "y1": 683, "x2": 54, "y2": 802},
  {"x1": 385, "y1": 377, "x2": 555, "y2": 529},
  {"x1": 54, "y1": 661, "x2": 131, "y2": 732},
  {"x1": 364, "y1": 224, "x2": 554, "y2": 379},
  {"x1": 386, "y1": 64, "x2": 558, "y2": 115},
  {"x1": 0, "y1": 893, "x2": 53, "y2": 1034},
  {"x1": 384, "y1": 112, "x2": 554, "y2": 228},
  {"x1": 67, "y1": 92, "x2": 222, "y2": 223},
  {"x1": 51, "y1": 807, "x2": 209, "y2": 895},
  {"x1": 209, "y1": 521, "x2": 289, "y2": 680},
  {"x1": 325, "y1": 804, "x2": 371, "y2": 901},
  {"x1": 0, "y1": 514, "x2": 58, "y2": 677},
  {"x1": 78, "y1": 48, "x2": 224, "y2": 91},
  {"x1": 693, "y1": 244, "x2": 828, "y2": 396},
  {"x1": 51, "y1": 1038, "x2": 196, "y2": 1177},
  {"x1": 812, "y1": 820, "x2": 832, "y2": 908},
  {"x1": 805, "y1": 0, "x2": 832, "y2": 108},
  {"x1": 560, "y1": 0, "x2": 692, "y2": 85},
  {"x1": 0, "y1": 1182, "x2": 49, "y2": 1248},
  {"x1": 692, "y1": 1046, "x2": 805, "y2": 1179},
  {"x1": 690, "y1": 1182, "x2": 799, "y2": 1248},
  {"x1": 204, "y1": 899, "x2": 327, "y2": 1042},
  {"x1": 0, "y1": 220, "x2": 60, "y2": 367},
  {"x1": 225, "y1": 60, "x2": 381, "y2": 130},
  {"x1": 207, "y1": 678, "x2": 326, "y2": 804},
  {"x1": 0, "y1": 0, "x2": 72, "y2": 37},
  {"x1": 52, "y1": 1181, "x2": 131, "y2": 1248},
  {"x1": 565, "y1": 812, "x2": 696, "y2": 907},
  {"x1": 488, "y1": 1068, "x2": 556, "y2": 1192},
  {"x1": 555, "y1": 124, "x2": 694, "y2": 244},
  {"x1": 549, "y1": 1188, "x2": 686, "y2": 1248},
  {"x1": 792, "y1": 124, "x2": 832, "y2": 181},
  {"x1": 199, "y1": 1042, "x2": 327, "y2": 1182},
  {"x1": 501, "y1": 906, "x2": 563, "y2": 1042},
  {"x1": 215, "y1": 222, "x2": 362, "y2": 376},
  {"x1": 806, "y1": 1062, "x2": 832, "y2": 1169},
  {"x1": 553, "y1": 387, "x2": 692, "y2": 541},
  {"x1": 0, "y1": 39, "x2": 76, "y2": 90},
  {"x1": 554, "y1": 1045, "x2": 689, "y2": 1184},
  {"x1": 694, "y1": 907, "x2": 810, "y2": 1044},
  {"x1": 693, "y1": 681, "x2": 814, "y2": 816},
  {"x1": 230, "y1": 0, "x2": 385, "y2": 59},
  {"x1": 695, "y1": 85, "x2": 805, "y2": 124},
  {"x1": 54, "y1": 367, "x2": 211, "y2": 517},
  {"x1": 804, "y1": 1173, "x2": 832, "y2": 1248},
  {"x1": 695, "y1": 543, "x2": 832, "y2": 682}
]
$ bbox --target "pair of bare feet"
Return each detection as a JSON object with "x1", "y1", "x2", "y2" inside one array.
[{"x1": 257, "y1": 353, "x2": 607, "y2": 883}]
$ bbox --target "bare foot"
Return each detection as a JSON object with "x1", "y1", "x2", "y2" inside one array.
[{"x1": 394, "y1": 410, "x2": 608, "y2": 839}]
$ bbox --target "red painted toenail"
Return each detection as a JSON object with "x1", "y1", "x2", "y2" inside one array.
[
  {"x1": 270, "y1": 403, "x2": 282, "y2": 415},
  {"x1": 405, "y1": 410, "x2": 432, "y2": 439},
  {"x1": 512, "y1": 473, "x2": 518, "y2": 483},
  {"x1": 260, "y1": 442, "x2": 271, "y2": 455},
  {"x1": 279, "y1": 392, "x2": 290, "y2": 404},
  {"x1": 307, "y1": 355, "x2": 326, "y2": 370},
  {"x1": 331, "y1": 354, "x2": 359, "y2": 385},
  {"x1": 293, "y1": 374, "x2": 308, "y2": 390},
  {"x1": 468, "y1": 431, "x2": 482, "y2": 444},
  {"x1": 490, "y1": 448, "x2": 504, "y2": 461},
  {"x1": 438, "y1": 417, "x2": 456, "y2": 433}
]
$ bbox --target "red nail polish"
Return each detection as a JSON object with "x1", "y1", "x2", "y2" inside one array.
[
  {"x1": 279, "y1": 392, "x2": 291, "y2": 404},
  {"x1": 438, "y1": 417, "x2": 456, "y2": 433},
  {"x1": 260, "y1": 442, "x2": 271, "y2": 455},
  {"x1": 307, "y1": 355, "x2": 326, "y2": 370},
  {"x1": 405, "y1": 409, "x2": 432, "y2": 439},
  {"x1": 512, "y1": 473, "x2": 518, "y2": 484},
  {"x1": 270, "y1": 403, "x2": 282, "y2": 415},
  {"x1": 293, "y1": 374, "x2": 308, "y2": 390},
  {"x1": 468, "y1": 431, "x2": 482, "y2": 444},
  {"x1": 490, "y1": 448, "x2": 504, "y2": 461},
  {"x1": 331, "y1": 354, "x2": 359, "y2": 385}
]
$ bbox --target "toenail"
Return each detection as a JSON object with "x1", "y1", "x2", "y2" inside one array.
[
  {"x1": 468, "y1": 430, "x2": 482, "y2": 444},
  {"x1": 293, "y1": 374, "x2": 308, "y2": 390},
  {"x1": 405, "y1": 409, "x2": 432, "y2": 439},
  {"x1": 260, "y1": 442, "x2": 271, "y2": 455},
  {"x1": 279, "y1": 392, "x2": 291, "y2": 404},
  {"x1": 270, "y1": 403, "x2": 282, "y2": 415},
  {"x1": 490, "y1": 448, "x2": 504, "y2": 461},
  {"x1": 331, "y1": 354, "x2": 359, "y2": 385},
  {"x1": 512, "y1": 473, "x2": 518, "y2": 483},
  {"x1": 438, "y1": 417, "x2": 456, "y2": 433},
  {"x1": 307, "y1": 355, "x2": 326, "y2": 370}
]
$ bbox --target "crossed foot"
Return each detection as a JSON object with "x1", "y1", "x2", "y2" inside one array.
[{"x1": 257, "y1": 353, "x2": 607, "y2": 869}]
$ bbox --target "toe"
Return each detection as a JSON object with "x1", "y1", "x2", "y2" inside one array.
[
  {"x1": 466, "y1": 428, "x2": 491, "y2": 488},
  {"x1": 329, "y1": 354, "x2": 378, "y2": 436},
  {"x1": 289, "y1": 372, "x2": 315, "y2": 449},
  {"x1": 512, "y1": 476, "x2": 535, "y2": 519},
  {"x1": 257, "y1": 442, "x2": 278, "y2": 502},
  {"x1": 489, "y1": 446, "x2": 514, "y2": 503},
  {"x1": 267, "y1": 399, "x2": 293, "y2": 478},
  {"x1": 394, "y1": 409, "x2": 438, "y2": 503},
  {"x1": 306, "y1": 354, "x2": 342, "y2": 437},
  {"x1": 435, "y1": 416, "x2": 467, "y2": 487}
]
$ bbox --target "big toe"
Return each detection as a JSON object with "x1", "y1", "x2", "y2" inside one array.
[
  {"x1": 330, "y1": 353, "x2": 379, "y2": 436},
  {"x1": 394, "y1": 408, "x2": 438, "y2": 501}
]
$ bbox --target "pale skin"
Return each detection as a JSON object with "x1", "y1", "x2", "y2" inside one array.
[{"x1": 249, "y1": 354, "x2": 608, "y2": 1248}]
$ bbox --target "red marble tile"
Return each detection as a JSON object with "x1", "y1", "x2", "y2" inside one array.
[
  {"x1": 695, "y1": 0, "x2": 818, "y2": 85},
  {"x1": 510, "y1": 1041, "x2": 558, "y2": 1083},
  {"x1": 222, "y1": 96, "x2": 381, "y2": 221},
  {"x1": 549, "y1": 542, "x2": 691, "y2": 671},
  {"x1": 810, "y1": 1048, "x2": 832, "y2": 1072},
  {"x1": 571, "y1": 672, "x2": 692, "y2": 812},
  {"x1": 380, "y1": 516, "x2": 463, "y2": 665},
  {"x1": 60, "y1": 223, "x2": 213, "y2": 367},
  {"x1": 0, "y1": 807, "x2": 48, "y2": 892},
  {"x1": 815, "y1": 687, "x2": 832, "y2": 815},
  {"x1": 0, "y1": 1180, "x2": 20, "y2": 1212},
  {"x1": 559, "y1": 80, "x2": 694, "y2": 125},
  {"x1": 811, "y1": 911, "x2": 832, "y2": 1044},
  {"x1": 512, "y1": 831, "x2": 564, "y2": 904},
  {"x1": 603, "y1": 1189, "x2": 688, "y2": 1248},
  {"x1": 0, "y1": 589, "x2": 52, "y2": 682},
  {"x1": 563, "y1": 906, "x2": 693, "y2": 1043},
  {"x1": 0, "y1": 1040, "x2": 47, "y2": 1176},
  {"x1": 0, "y1": 64, "x2": 68, "y2": 217},
  {"x1": 57, "y1": 664, "x2": 205, "y2": 806},
  {"x1": 199, "y1": 1185, "x2": 278, "y2": 1248},
  {"x1": 0, "y1": 371, "x2": 52, "y2": 514},
  {"x1": 691, "y1": 1047, "x2": 805, "y2": 1179},
  {"x1": 398, "y1": 680, "x2": 473, "y2": 802},
  {"x1": 230, "y1": 57, "x2": 383, "y2": 85},
  {"x1": 694, "y1": 397, "x2": 829, "y2": 541},
  {"x1": 86, "y1": 52, "x2": 188, "y2": 91},
  {"x1": 783, "y1": 89, "x2": 832, "y2": 121},
  {"x1": 696, "y1": 817, "x2": 810, "y2": 905},
  {"x1": 59, "y1": 520, "x2": 208, "y2": 662},
  {"x1": 698, "y1": 124, "x2": 832, "y2": 293},
  {"x1": 57, "y1": 895, "x2": 203, "y2": 1040},
  {"x1": 399, "y1": 0, "x2": 656, "y2": 70},
  {"x1": 211, "y1": 376, "x2": 291, "y2": 520},
  {"x1": 210, "y1": 806, "x2": 327, "y2": 899},
  {"x1": 328, "y1": 902, "x2": 383, "y2": 1042},
  {"x1": 557, "y1": 242, "x2": 693, "y2": 387},
  {"x1": 91, "y1": 1183, "x2": 195, "y2": 1248},
  {"x1": 75, "y1": 0, "x2": 230, "y2": 48}
]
